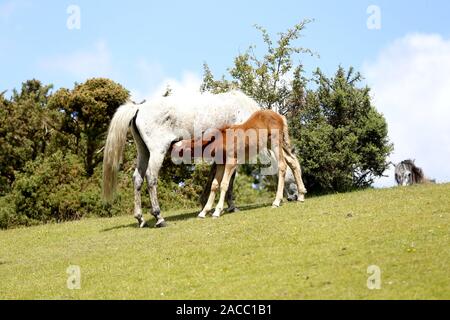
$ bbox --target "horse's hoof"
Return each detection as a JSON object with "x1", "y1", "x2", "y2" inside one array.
[
  {"x1": 272, "y1": 200, "x2": 281, "y2": 208},
  {"x1": 298, "y1": 194, "x2": 305, "y2": 202},
  {"x1": 212, "y1": 210, "x2": 221, "y2": 218},
  {"x1": 136, "y1": 217, "x2": 147, "y2": 228},
  {"x1": 198, "y1": 213, "x2": 206, "y2": 219},
  {"x1": 155, "y1": 220, "x2": 168, "y2": 228},
  {"x1": 138, "y1": 220, "x2": 147, "y2": 228},
  {"x1": 287, "y1": 195, "x2": 298, "y2": 202},
  {"x1": 226, "y1": 207, "x2": 239, "y2": 213}
]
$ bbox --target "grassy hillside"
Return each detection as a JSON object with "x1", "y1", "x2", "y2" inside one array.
[{"x1": 0, "y1": 183, "x2": 449, "y2": 299}]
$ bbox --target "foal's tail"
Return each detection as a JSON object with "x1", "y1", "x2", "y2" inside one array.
[
  {"x1": 103, "y1": 103, "x2": 139, "y2": 202},
  {"x1": 280, "y1": 115, "x2": 293, "y2": 152}
]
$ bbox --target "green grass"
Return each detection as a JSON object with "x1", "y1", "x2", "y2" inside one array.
[{"x1": 0, "y1": 183, "x2": 449, "y2": 300}]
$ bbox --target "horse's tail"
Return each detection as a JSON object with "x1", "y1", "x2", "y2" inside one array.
[{"x1": 103, "y1": 103, "x2": 139, "y2": 202}]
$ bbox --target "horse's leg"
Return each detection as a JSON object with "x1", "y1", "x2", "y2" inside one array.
[
  {"x1": 283, "y1": 149, "x2": 307, "y2": 202},
  {"x1": 198, "y1": 165, "x2": 224, "y2": 218},
  {"x1": 212, "y1": 163, "x2": 237, "y2": 218},
  {"x1": 133, "y1": 156, "x2": 148, "y2": 228},
  {"x1": 200, "y1": 163, "x2": 217, "y2": 208},
  {"x1": 272, "y1": 146, "x2": 287, "y2": 208},
  {"x1": 146, "y1": 147, "x2": 169, "y2": 228},
  {"x1": 225, "y1": 169, "x2": 237, "y2": 212},
  {"x1": 137, "y1": 122, "x2": 176, "y2": 228},
  {"x1": 131, "y1": 124, "x2": 149, "y2": 228}
]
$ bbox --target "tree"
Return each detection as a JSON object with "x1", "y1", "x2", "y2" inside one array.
[
  {"x1": 201, "y1": 20, "x2": 315, "y2": 114},
  {"x1": 49, "y1": 78, "x2": 129, "y2": 176},
  {"x1": 201, "y1": 22, "x2": 393, "y2": 193},
  {"x1": 290, "y1": 67, "x2": 393, "y2": 192},
  {"x1": 0, "y1": 80, "x2": 54, "y2": 195}
]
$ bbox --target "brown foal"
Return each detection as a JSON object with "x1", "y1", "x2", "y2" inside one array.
[{"x1": 174, "y1": 110, "x2": 307, "y2": 218}]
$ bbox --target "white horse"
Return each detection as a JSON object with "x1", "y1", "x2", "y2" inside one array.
[{"x1": 103, "y1": 90, "x2": 261, "y2": 228}]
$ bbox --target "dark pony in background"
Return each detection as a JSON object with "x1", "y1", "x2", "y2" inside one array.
[{"x1": 394, "y1": 159, "x2": 435, "y2": 186}]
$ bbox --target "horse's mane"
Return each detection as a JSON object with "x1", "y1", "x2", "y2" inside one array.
[{"x1": 411, "y1": 165, "x2": 425, "y2": 184}]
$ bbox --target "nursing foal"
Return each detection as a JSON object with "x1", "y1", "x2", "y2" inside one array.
[{"x1": 175, "y1": 110, "x2": 307, "y2": 218}]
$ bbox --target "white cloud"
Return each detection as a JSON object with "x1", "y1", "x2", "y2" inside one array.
[
  {"x1": 130, "y1": 69, "x2": 202, "y2": 102},
  {"x1": 363, "y1": 33, "x2": 450, "y2": 187},
  {"x1": 39, "y1": 41, "x2": 113, "y2": 79}
]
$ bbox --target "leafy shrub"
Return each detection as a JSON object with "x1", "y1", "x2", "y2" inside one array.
[
  {"x1": 0, "y1": 194, "x2": 27, "y2": 229},
  {"x1": 4, "y1": 151, "x2": 123, "y2": 227},
  {"x1": 11, "y1": 151, "x2": 84, "y2": 224}
]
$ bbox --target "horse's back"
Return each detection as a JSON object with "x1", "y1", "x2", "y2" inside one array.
[{"x1": 135, "y1": 90, "x2": 261, "y2": 137}]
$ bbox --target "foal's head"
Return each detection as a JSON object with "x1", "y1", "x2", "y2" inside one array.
[{"x1": 171, "y1": 128, "x2": 227, "y2": 163}]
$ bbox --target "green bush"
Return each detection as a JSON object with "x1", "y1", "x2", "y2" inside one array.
[
  {"x1": 11, "y1": 151, "x2": 84, "y2": 223},
  {"x1": 2, "y1": 151, "x2": 118, "y2": 228},
  {"x1": 290, "y1": 67, "x2": 393, "y2": 193},
  {"x1": 0, "y1": 194, "x2": 26, "y2": 229}
]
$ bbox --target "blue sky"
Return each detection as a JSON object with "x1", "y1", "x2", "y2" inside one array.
[
  {"x1": 1, "y1": 0, "x2": 450, "y2": 185},
  {"x1": 1, "y1": 0, "x2": 449, "y2": 92}
]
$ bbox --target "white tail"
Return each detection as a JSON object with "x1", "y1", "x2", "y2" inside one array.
[{"x1": 102, "y1": 103, "x2": 139, "y2": 202}]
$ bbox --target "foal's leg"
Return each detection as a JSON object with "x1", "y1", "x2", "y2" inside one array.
[
  {"x1": 283, "y1": 149, "x2": 307, "y2": 202},
  {"x1": 212, "y1": 164, "x2": 237, "y2": 218},
  {"x1": 198, "y1": 165, "x2": 224, "y2": 218},
  {"x1": 272, "y1": 146, "x2": 287, "y2": 208},
  {"x1": 201, "y1": 163, "x2": 237, "y2": 212}
]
